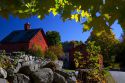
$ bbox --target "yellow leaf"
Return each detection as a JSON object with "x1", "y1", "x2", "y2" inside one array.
[
  {"x1": 77, "y1": 5, "x2": 81, "y2": 13},
  {"x1": 48, "y1": 8, "x2": 58, "y2": 16},
  {"x1": 52, "y1": 8, "x2": 57, "y2": 16},
  {"x1": 53, "y1": 11, "x2": 57, "y2": 16},
  {"x1": 81, "y1": 10, "x2": 85, "y2": 17},
  {"x1": 83, "y1": 24, "x2": 90, "y2": 31},
  {"x1": 18, "y1": 10, "x2": 23, "y2": 13},
  {"x1": 32, "y1": 9, "x2": 35, "y2": 12},
  {"x1": 48, "y1": 8, "x2": 53, "y2": 12},
  {"x1": 104, "y1": 14, "x2": 110, "y2": 20},
  {"x1": 85, "y1": 11, "x2": 90, "y2": 18},
  {"x1": 59, "y1": 0, "x2": 63, "y2": 4},
  {"x1": 75, "y1": 14, "x2": 79, "y2": 22},
  {"x1": 71, "y1": 14, "x2": 75, "y2": 19},
  {"x1": 87, "y1": 17, "x2": 92, "y2": 23},
  {"x1": 37, "y1": 15, "x2": 41, "y2": 18},
  {"x1": 95, "y1": 30, "x2": 105, "y2": 36}
]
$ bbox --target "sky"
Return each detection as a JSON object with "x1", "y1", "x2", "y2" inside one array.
[{"x1": 0, "y1": 13, "x2": 123, "y2": 42}]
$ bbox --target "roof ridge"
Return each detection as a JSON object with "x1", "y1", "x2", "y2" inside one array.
[{"x1": 0, "y1": 28, "x2": 43, "y2": 43}]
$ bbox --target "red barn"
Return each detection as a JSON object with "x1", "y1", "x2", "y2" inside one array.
[{"x1": 0, "y1": 23, "x2": 48, "y2": 53}]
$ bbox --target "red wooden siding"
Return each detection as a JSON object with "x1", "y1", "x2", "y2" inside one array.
[
  {"x1": 0, "y1": 43, "x2": 29, "y2": 52},
  {"x1": 29, "y1": 30, "x2": 48, "y2": 52}
]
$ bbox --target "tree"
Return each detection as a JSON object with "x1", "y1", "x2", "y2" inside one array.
[
  {"x1": 74, "y1": 41, "x2": 107, "y2": 82},
  {"x1": 45, "y1": 45, "x2": 64, "y2": 59},
  {"x1": 86, "y1": 30, "x2": 119, "y2": 67},
  {"x1": 115, "y1": 32, "x2": 125, "y2": 68},
  {"x1": 46, "y1": 31, "x2": 61, "y2": 46},
  {"x1": 45, "y1": 50, "x2": 58, "y2": 61},
  {"x1": 1, "y1": 0, "x2": 125, "y2": 33},
  {"x1": 62, "y1": 40, "x2": 83, "y2": 52}
]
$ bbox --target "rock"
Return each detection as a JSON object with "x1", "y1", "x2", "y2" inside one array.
[
  {"x1": 0, "y1": 78, "x2": 7, "y2": 83},
  {"x1": 18, "y1": 62, "x2": 38, "y2": 76},
  {"x1": 0, "y1": 67, "x2": 7, "y2": 78},
  {"x1": 6, "y1": 68, "x2": 15, "y2": 77},
  {"x1": 53, "y1": 72, "x2": 67, "y2": 83},
  {"x1": 42, "y1": 62, "x2": 57, "y2": 71},
  {"x1": 11, "y1": 73, "x2": 30, "y2": 83},
  {"x1": 22, "y1": 61, "x2": 32, "y2": 66},
  {"x1": 54, "y1": 60, "x2": 63, "y2": 70},
  {"x1": 14, "y1": 62, "x2": 22, "y2": 73},
  {"x1": 24, "y1": 55, "x2": 29, "y2": 61},
  {"x1": 29, "y1": 56, "x2": 33, "y2": 61},
  {"x1": 67, "y1": 77, "x2": 76, "y2": 83},
  {"x1": 55, "y1": 70, "x2": 70, "y2": 79},
  {"x1": 30, "y1": 68, "x2": 53, "y2": 83}
]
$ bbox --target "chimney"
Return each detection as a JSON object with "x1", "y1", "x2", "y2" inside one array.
[{"x1": 24, "y1": 23, "x2": 30, "y2": 31}]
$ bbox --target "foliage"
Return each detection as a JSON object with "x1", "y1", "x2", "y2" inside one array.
[
  {"x1": 86, "y1": 30, "x2": 119, "y2": 67},
  {"x1": 46, "y1": 45, "x2": 64, "y2": 59},
  {"x1": 105, "y1": 71, "x2": 116, "y2": 83},
  {"x1": 1, "y1": 0, "x2": 125, "y2": 34},
  {"x1": 74, "y1": 41, "x2": 108, "y2": 82},
  {"x1": 0, "y1": 50, "x2": 12, "y2": 69},
  {"x1": 28, "y1": 44, "x2": 43, "y2": 57},
  {"x1": 74, "y1": 41, "x2": 101, "y2": 69},
  {"x1": 45, "y1": 50, "x2": 58, "y2": 61},
  {"x1": 46, "y1": 31, "x2": 61, "y2": 46},
  {"x1": 86, "y1": 41, "x2": 101, "y2": 69},
  {"x1": 115, "y1": 32, "x2": 125, "y2": 68},
  {"x1": 62, "y1": 40, "x2": 83, "y2": 52},
  {"x1": 74, "y1": 51, "x2": 84, "y2": 68}
]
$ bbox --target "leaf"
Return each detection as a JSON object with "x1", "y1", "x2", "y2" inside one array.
[
  {"x1": 81, "y1": 10, "x2": 85, "y2": 17},
  {"x1": 87, "y1": 17, "x2": 92, "y2": 23},
  {"x1": 18, "y1": 10, "x2": 23, "y2": 13},
  {"x1": 75, "y1": 14, "x2": 79, "y2": 22},
  {"x1": 85, "y1": 11, "x2": 90, "y2": 18},
  {"x1": 49, "y1": 8, "x2": 58, "y2": 16},
  {"x1": 77, "y1": 5, "x2": 81, "y2": 13},
  {"x1": 104, "y1": 14, "x2": 110, "y2": 20},
  {"x1": 83, "y1": 24, "x2": 90, "y2": 31},
  {"x1": 71, "y1": 14, "x2": 75, "y2": 19},
  {"x1": 32, "y1": 9, "x2": 35, "y2": 12},
  {"x1": 37, "y1": 15, "x2": 41, "y2": 18}
]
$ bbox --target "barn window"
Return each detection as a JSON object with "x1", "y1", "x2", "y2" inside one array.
[{"x1": 39, "y1": 37, "x2": 42, "y2": 41}]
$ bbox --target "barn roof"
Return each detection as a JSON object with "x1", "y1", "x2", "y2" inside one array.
[{"x1": 0, "y1": 29, "x2": 44, "y2": 43}]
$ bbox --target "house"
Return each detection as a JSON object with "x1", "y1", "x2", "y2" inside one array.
[{"x1": 0, "y1": 23, "x2": 48, "y2": 53}]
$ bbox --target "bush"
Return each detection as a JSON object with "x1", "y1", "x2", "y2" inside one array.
[
  {"x1": 47, "y1": 45, "x2": 64, "y2": 58},
  {"x1": 45, "y1": 50, "x2": 57, "y2": 61},
  {"x1": 28, "y1": 44, "x2": 44, "y2": 57},
  {"x1": 0, "y1": 50, "x2": 12, "y2": 69}
]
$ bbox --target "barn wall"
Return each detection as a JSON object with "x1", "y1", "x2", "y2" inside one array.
[
  {"x1": 29, "y1": 31, "x2": 48, "y2": 53},
  {"x1": 0, "y1": 43, "x2": 29, "y2": 52}
]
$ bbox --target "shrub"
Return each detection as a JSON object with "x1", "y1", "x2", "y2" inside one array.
[
  {"x1": 74, "y1": 51, "x2": 84, "y2": 68},
  {"x1": 76, "y1": 41, "x2": 108, "y2": 82},
  {"x1": 47, "y1": 45, "x2": 64, "y2": 58},
  {"x1": 0, "y1": 50, "x2": 12, "y2": 69},
  {"x1": 45, "y1": 50, "x2": 57, "y2": 61},
  {"x1": 28, "y1": 44, "x2": 44, "y2": 57}
]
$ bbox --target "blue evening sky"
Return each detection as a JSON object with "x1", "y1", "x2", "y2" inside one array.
[{"x1": 0, "y1": 13, "x2": 123, "y2": 42}]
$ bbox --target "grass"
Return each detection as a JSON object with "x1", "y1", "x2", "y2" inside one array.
[
  {"x1": 63, "y1": 69, "x2": 75, "y2": 73},
  {"x1": 106, "y1": 71, "x2": 116, "y2": 83}
]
